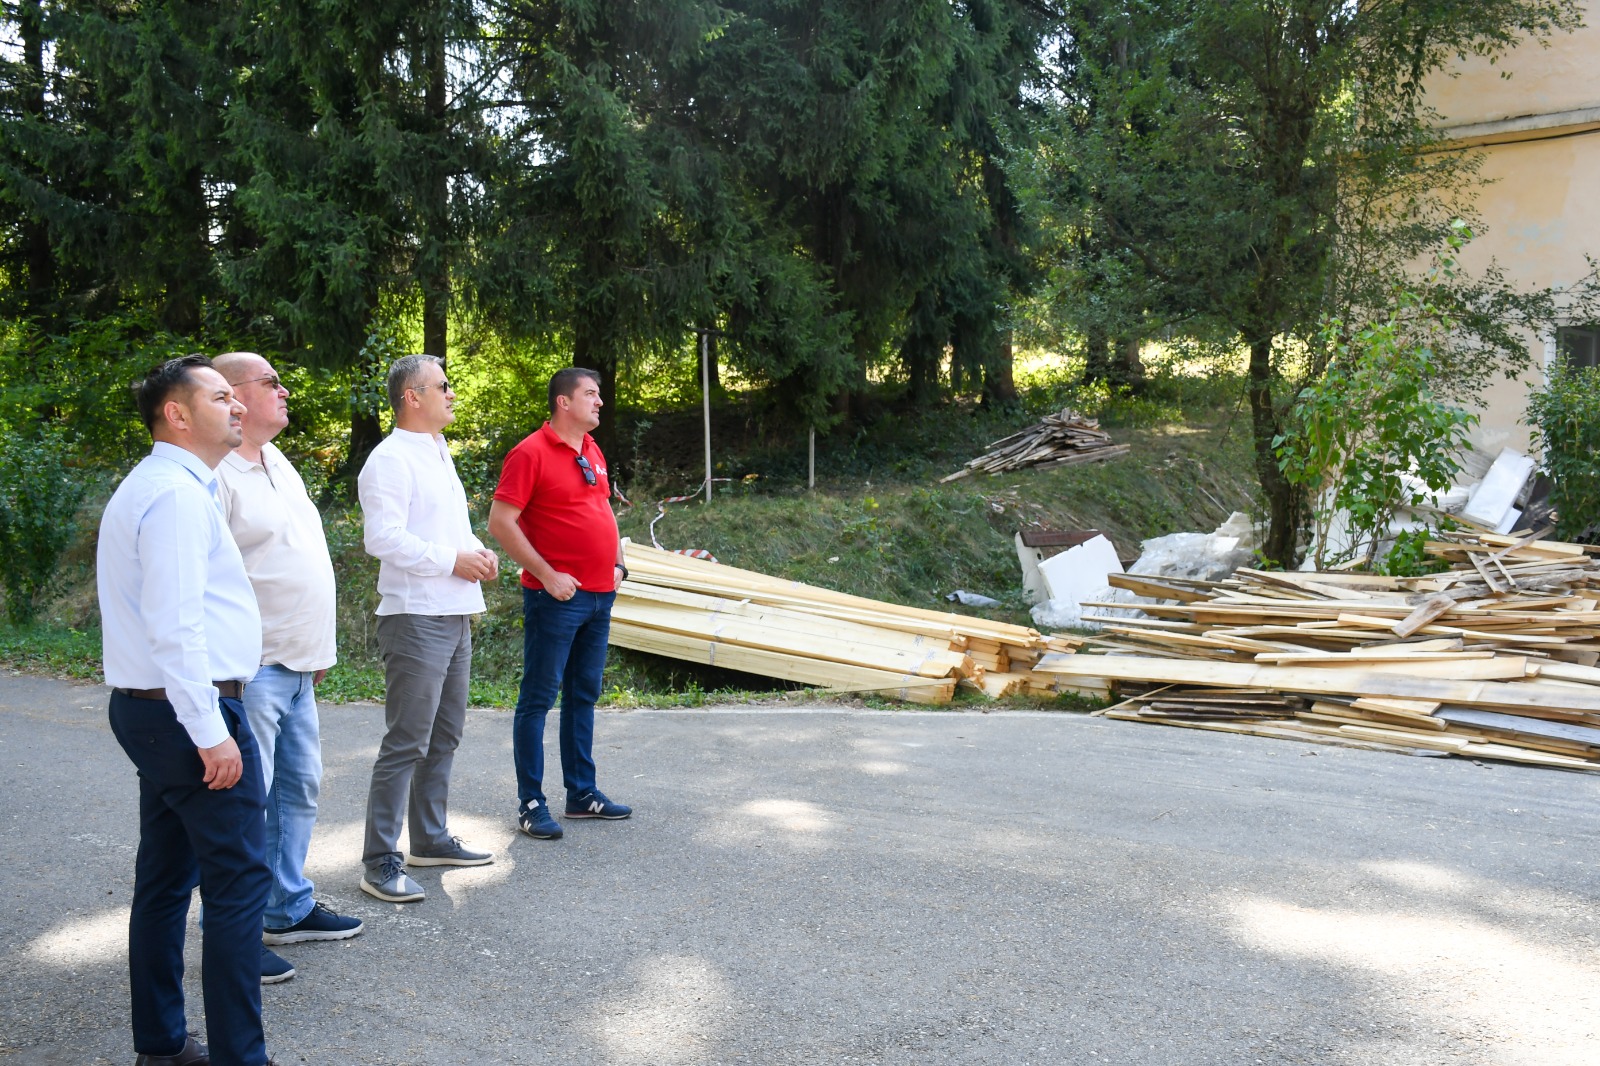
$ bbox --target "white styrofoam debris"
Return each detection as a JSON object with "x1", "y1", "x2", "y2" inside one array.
[
  {"x1": 1462, "y1": 448, "x2": 1536, "y2": 530},
  {"x1": 1037, "y1": 534, "x2": 1123, "y2": 605}
]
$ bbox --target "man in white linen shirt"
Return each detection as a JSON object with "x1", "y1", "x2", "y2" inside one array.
[
  {"x1": 356, "y1": 353, "x2": 499, "y2": 903},
  {"x1": 213, "y1": 352, "x2": 363, "y2": 982},
  {"x1": 98, "y1": 354, "x2": 277, "y2": 1066}
]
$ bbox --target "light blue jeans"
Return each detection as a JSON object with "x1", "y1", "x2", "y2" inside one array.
[{"x1": 242, "y1": 663, "x2": 322, "y2": 930}]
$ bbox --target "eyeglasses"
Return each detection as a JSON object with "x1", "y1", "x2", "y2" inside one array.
[
  {"x1": 410, "y1": 378, "x2": 451, "y2": 394},
  {"x1": 232, "y1": 374, "x2": 285, "y2": 392},
  {"x1": 576, "y1": 454, "x2": 597, "y2": 487}
]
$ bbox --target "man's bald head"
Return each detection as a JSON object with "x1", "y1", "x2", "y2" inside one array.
[{"x1": 214, "y1": 351, "x2": 290, "y2": 451}]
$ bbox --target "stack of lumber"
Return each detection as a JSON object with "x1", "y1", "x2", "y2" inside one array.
[
  {"x1": 1031, "y1": 529, "x2": 1600, "y2": 771},
  {"x1": 940, "y1": 409, "x2": 1129, "y2": 482},
  {"x1": 611, "y1": 542, "x2": 1082, "y2": 703}
]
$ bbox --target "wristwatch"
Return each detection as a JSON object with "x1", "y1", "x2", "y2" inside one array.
[{"x1": 615, "y1": 562, "x2": 629, "y2": 582}]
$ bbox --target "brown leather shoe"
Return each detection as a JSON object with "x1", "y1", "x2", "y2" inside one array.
[{"x1": 133, "y1": 1034, "x2": 209, "y2": 1065}]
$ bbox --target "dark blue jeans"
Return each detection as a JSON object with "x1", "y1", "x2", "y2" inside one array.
[
  {"x1": 513, "y1": 587, "x2": 614, "y2": 808},
  {"x1": 108, "y1": 691, "x2": 270, "y2": 1066}
]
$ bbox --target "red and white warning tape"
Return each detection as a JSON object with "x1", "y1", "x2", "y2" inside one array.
[{"x1": 648, "y1": 479, "x2": 733, "y2": 562}]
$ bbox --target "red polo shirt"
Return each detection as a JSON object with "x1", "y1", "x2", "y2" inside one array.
[{"x1": 493, "y1": 423, "x2": 620, "y2": 593}]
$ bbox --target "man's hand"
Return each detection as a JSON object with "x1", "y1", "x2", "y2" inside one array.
[
  {"x1": 476, "y1": 549, "x2": 500, "y2": 581},
  {"x1": 453, "y1": 549, "x2": 496, "y2": 582},
  {"x1": 545, "y1": 571, "x2": 581, "y2": 601},
  {"x1": 313, "y1": 669, "x2": 329, "y2": 686},
  {"x1": 199, "y1": 737, "x2": 243, "y2": 790}
]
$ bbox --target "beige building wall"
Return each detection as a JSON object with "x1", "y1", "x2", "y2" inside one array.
[{"x1": 1421, "y1": 11, "x2": 1600, "y2": 461}]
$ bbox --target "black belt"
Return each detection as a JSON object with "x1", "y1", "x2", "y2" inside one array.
[{"x1": 117, "y1": 680, "x2": 245, "y2": 700}]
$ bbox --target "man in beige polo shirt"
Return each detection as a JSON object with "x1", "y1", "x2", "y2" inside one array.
[{"x1": 214, "y1": 352, "x2": 363, "y2": 984}]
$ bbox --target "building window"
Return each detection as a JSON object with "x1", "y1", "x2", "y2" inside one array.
[{"x1": 1557, "y1": 325, "x2": 1600, "y2": 369}]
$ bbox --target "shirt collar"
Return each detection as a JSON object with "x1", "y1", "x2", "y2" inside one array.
[
  {"x1": 392, "y1": 428, "x2": 445, "y2": 446},
  {"x1": 151, "y1": 441, "x2": 220, "y2": 488},
  {"x1": 221, "y1": 448, "x2": 263, "y2": 472},
  {"x1": 538, "y1": 422, "x2": 591, "y2": 454}
]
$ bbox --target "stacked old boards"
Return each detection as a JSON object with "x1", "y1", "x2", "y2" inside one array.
[
  {"x1": 611, "y1": 543, "x2": 1080, "y2": 703},
  {"x1": 1032, "y1": 530, "x2": 1600, "y2": 771},
  {"x1": 940, "y1": 409, "x2": 1129, "y2": 482}
]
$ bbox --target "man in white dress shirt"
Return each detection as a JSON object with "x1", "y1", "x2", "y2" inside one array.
[
  {"x1": 213, "y1": 352, "x2": 363, "y2": 983},
  {"x1": 357, "y1": 354, "x2": 499, "y2": 902},
  {"x1": 98, "y1": 355, "x2": 276, "y2": 1066}
]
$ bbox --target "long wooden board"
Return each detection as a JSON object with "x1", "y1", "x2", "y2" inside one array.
[{"x1": 1034, "y1": 654, "x2": 1600, "y2": 715}]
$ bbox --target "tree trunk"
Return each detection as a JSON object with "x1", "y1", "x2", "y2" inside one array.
[
  {"x1": 981, "y1": 329, "x2": 1019, "y2": 408},
  {"x1": 160, "y1": 166, "x2": 207, "y2": 335},
  {"x1": 1114, "y1": 335, "x2": 1146, "y2": 393},
  {"x1": 575, "y1": 322, "x2": 620, "y2": 472},
  {"x1": 1084, "y1": 325, "x2": 1112, "y2": 384},
  {"x1": 18, "y1": 0, "x2": 54, "y2": 307},
  {"x1": 421, "y1": 28, "x2": 449, "y2": 365},
  {"x1": 1247, "y1": 331, "x2": 1301, "y2": 566}
]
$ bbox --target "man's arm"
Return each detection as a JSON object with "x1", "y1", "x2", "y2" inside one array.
[
  {"x1": 488, "y1": 499, "x2": 578, "y2": 599},
  {"x1": 137, "y1": 483, "x2": 244, "y2": 789},
  {"x1": 359, "y1": 447, "x2": 492, "y2": 581}
]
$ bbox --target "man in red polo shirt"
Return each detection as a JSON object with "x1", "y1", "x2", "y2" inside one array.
[{"x1": 488, "y1": 367, "x2": 632, "y2": 839}]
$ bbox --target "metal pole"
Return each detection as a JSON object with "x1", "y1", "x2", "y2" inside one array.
[
  {"x1": 701, "y1": 329, "x2": 712, "y2": 504},
  {"x1": 809, "y1": 427, "x2": 815, "y2": 490}
]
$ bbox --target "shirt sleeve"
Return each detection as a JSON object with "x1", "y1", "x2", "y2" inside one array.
[
  {"x1": 358, "y1": 446, "x2": 456, "y2": 576},
  {"x1": 497, "y1": 440, "x2": 543, "y2": 509},
  {"x1": 138, "y1": 484, "x2": 230, "y2": 749}
]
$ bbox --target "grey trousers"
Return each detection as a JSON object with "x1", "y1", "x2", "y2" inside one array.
[{"x1": 363, "y1": 613, "x2": 472, "y2": 868}]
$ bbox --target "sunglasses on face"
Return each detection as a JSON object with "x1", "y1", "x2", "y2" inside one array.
[{"x1": 576, "y1": 454, "x2": 597, "y2": 487}]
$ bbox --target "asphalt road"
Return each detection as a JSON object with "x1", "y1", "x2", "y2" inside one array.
[{"x1": 2, "y1": 672, "x2": 1597, "y2": 1066}]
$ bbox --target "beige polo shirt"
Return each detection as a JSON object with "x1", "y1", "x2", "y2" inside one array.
[{"x1": 215, "y1": 441, "x2": 338, "y2": 673}]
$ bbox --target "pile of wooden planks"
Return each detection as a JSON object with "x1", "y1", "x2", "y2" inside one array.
[
  {"x1": 940, "y1": 409, "x2": 1129, "y2": 482},
  {"x1": 611, "y1": 543, "x2": 1081, "y2": 703},
  {"x1": 1031, "y1": 529, "x2": 1600, "y2": 770}
]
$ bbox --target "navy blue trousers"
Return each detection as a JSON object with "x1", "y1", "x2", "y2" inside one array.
[
  {"x1": 512, "y1": 587, "x2": 615, "y2": 808},
  {"x1": 108, "y1": 691, "x2": 271, "y2": 1066}
]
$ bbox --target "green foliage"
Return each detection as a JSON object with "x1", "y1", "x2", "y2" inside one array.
[
  {"x1": 0, "y1": 313, "x2": 188, "y2": 460},
  {"x1": 1276, "y1": 231, "x2": 1478, "y2": 569},
  {"x1": 1381, "y1": 529, "x2": 1450, "y2": 578},
  {"x1": 1526, "y1": 361, "x2": 1600, "y2": 540},
  {"x1": 1023, "y1": 0, "x2": 1588, "y2": 565},
  {"x1": 0, "y1": 427, "x2": 92, "y2": 624},
  {"x1": 0, "y1": 619, "x2": 102, "y2": 679}
]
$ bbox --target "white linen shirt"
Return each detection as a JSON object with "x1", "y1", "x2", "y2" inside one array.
[
  {"x1": 216, "y1": 441, "x2": 338, "y2": 673},
  {"x1": 98, "y1": 442, "x2": 263, "y2": 749},
  {"x1": 357, "y1": 428, "x2": 487, "y2": 617}
]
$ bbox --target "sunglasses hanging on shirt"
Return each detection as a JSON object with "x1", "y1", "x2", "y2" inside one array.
[{"x1": 576, "y1": 454, "x2": 597, "y2": 487}]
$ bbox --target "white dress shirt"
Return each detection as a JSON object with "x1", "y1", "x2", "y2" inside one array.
[
  {"x1": 216, "y1": 441, "x2": 338, "y2": 673},
  {"x1": 357, "y1": 428, "x2": 487, "y2": 617},
  {"x1": 98, "y1": 442, "x2": 263, "y2": 749}
]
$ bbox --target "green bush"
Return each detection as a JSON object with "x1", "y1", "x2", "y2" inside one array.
[
  {"x1": 1527, "y1": 360, "x2": 1600, "y2": 540},
  {"x1": 0, "y1": 314, "x2": 188, "y2": 464},
  {"x1": 0, "y1": 428, "x2": 91, "y2": 624}
]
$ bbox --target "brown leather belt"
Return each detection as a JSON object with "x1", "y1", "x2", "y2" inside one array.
[{"x1": 118, "y1": 680, "x2": 245, "y2": 700}]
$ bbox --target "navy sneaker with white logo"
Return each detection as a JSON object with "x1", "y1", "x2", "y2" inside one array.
[
  {"x1": 519, "y1": 804, "x2": 564, "y2": 839},
  {"x1": 564, "y1": 789, "x2": 632, "y2": 820}
]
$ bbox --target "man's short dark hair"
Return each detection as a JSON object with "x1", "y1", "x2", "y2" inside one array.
[
  {"x1": 136, "y1": 354, "x2": 215, "y2": 434},
  {"x1": 548, "y1": 367, "x2": 601, "y2": 413}
]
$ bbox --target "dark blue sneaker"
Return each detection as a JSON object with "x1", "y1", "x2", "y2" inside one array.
[
  {"x1": 518, "y1": 804, "x2": 563, "y2": 839},
  {"x1": 564, "y1": 789, "x2": 632, "y2": 820},
  {"x1": 263, "y1": 901, "x2": 364, "y2": 945},
  {"x1": 261, "y1": 946, "x2": 296, "y2": 985}
]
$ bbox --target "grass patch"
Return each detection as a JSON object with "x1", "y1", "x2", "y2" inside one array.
[{"x1": 0, "y1": 621, "x2": 102, "y2": 680}]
